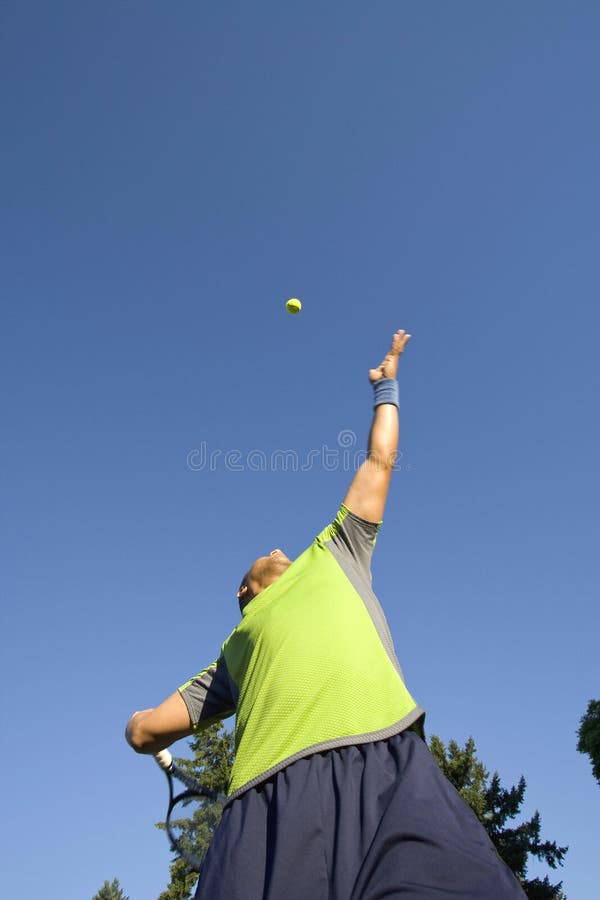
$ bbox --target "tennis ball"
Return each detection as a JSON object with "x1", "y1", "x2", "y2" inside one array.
[{"x1": 286, "y1": 298, "x2": 302, "y2": 314}]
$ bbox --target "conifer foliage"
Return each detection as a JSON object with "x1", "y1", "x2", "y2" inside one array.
[
  {"x1": 92, "y1": 878, "x2": 129, "y2": 900},
  {"x1": 156, "y1": 723, "x2": 234, "y2": 900},
  {"x1": 576, "y1": 699, "x2": 600, "y2": 786},
  {"x1": 429, "y1": 735, "x2": 567, "y2": 899}
]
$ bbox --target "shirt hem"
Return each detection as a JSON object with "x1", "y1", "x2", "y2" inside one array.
[{"x1": 226, "y1": 706, "x2": 425, "y2": 804}]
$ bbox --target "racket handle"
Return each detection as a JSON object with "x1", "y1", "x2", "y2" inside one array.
[{"x1": 154, "y1": 748, "x2": 173, "y2": 771}]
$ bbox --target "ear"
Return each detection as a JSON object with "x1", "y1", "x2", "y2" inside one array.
[{"x1": 237, "y1": 584, "x2": 248, "y2": 600}]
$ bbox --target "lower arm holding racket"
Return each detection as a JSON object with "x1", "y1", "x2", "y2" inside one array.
[{"x1": 125, "y1": 691, "x2": 194, "y2": 754}]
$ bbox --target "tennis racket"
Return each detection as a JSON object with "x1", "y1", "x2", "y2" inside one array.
[{"x1": 154, "y1": 748, "x2": 227, "y2": 872}]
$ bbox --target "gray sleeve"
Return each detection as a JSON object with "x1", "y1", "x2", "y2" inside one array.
[
  {"x1": 323, "y1": 505, "x2": 381, "y2": 578},
  {"x1": 178, "y1": 653, "x2": 237, "y2": 727}
]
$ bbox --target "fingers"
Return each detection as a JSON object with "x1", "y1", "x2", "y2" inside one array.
[
  {"x1": 368, "y1": 330, "x2": 412, "y2": 382},
  {"x1": 390, "y1": 329, "x2": 412, "y2": 356}
]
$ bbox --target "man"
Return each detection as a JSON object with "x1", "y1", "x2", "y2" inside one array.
[{"x1": 127, "y1": 330, "x2": 526, "y2": 899}]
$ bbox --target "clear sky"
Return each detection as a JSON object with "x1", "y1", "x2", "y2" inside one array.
[{"x1": 1, "y1": 2, "x2": 599, "y2": 898}]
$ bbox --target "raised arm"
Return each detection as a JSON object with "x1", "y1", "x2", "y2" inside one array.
[{"x1": 343, "y1": 329, "x2": 411, "y2": 523}]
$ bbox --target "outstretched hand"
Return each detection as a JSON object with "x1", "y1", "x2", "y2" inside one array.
[{"x1": 368, "y1": 329, "x2": 412, "y2": 383}]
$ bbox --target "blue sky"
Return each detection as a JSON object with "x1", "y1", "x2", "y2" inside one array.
[{"x1": 1, "y1": 2, "x2": 599, "y2": 897}]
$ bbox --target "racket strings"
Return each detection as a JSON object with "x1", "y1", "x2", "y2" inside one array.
[
  {"x1": 162, "y1": 765, "x2": 227, "y2": 873},
  {"x1": 166, "y1": 786, "x2": 221, "y2": 872},
  {"x1": 171, "y1": 763, "x2": 226, "y2": 804}
]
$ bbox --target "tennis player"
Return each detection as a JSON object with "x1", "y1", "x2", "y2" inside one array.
[{"x1": 126, "y1": 329, "x2": 526, "y2": 898}]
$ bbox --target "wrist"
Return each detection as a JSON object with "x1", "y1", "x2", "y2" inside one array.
[{"x1": 372, "y1": 378, "x2": 399, "y2": 408}]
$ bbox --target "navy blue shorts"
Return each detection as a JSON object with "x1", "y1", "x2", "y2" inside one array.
[{"x1": 195, "y1": 730, "x2": 526, "y2": 899}]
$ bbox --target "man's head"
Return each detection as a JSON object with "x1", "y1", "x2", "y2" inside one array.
[{"x1": 237, "y1": 549, "x2": 293, "y2": 610}]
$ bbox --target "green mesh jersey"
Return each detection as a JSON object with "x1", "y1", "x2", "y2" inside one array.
[{"x1": 179, "y1": 504, "x2": 424, "y2": 800}]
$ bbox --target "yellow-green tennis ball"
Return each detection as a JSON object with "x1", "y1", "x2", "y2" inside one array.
[{"x1": 286, "y1": 298, "x2": 302, "y2": 314}]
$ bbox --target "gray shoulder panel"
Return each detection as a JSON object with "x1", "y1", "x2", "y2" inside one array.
[
  {"x1": 326, "y1": 508, "x2": 379, "y2": 576},
  {"x1": 325, "y1": 535, "x2": 404, "y2": 680},
  {"x1": 180, "y1": 654, "x2": 237, "y2": 726}
]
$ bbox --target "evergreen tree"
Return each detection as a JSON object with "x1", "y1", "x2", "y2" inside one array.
[
  {"x1": 92, "y1": 878, "x2": 129, "y2": 900},
  {"x1": 429, "y1": 735, "x2": 567, "y2": 899},
  {"x1": 156, "y1": 722, "x2": 235, "y2": 900},
  {"x1": 576, "y1": 699, "x2": 600, "y2": 786}
]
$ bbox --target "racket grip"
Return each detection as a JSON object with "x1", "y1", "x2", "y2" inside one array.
[{"x1": 154, "y1": 748, "x2": 173, "y2": 771}]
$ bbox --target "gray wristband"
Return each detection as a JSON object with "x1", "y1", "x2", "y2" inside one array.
[{"x1": 373, "y1": 378, "x2": 399, "y2": 408}]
